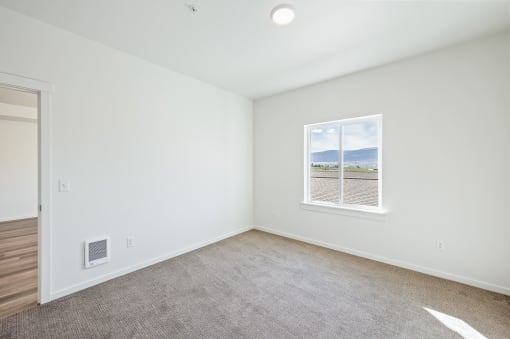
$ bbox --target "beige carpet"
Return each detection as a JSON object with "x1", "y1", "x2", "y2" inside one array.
[{"x1": 1, "y1": 230, "x2": 509, "y2": 338}]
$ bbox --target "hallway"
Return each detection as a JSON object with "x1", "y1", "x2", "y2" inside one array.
[{"x1": 0, "y1": 218, "x2": 37, "y2": 318}]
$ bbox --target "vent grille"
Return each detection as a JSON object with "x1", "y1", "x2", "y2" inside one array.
[
  {"x1": 85, "y1": 236, "x2": 110, "y2": 268},
  {"x1": 89, "y1": 239, "x2": 107, "y2": 261}
]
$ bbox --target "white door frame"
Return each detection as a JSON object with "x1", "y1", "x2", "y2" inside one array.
[{"x1": 0, "y1": 71, "x2": 53, "y2": 304}]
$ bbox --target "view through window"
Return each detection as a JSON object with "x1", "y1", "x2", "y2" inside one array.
[{"x1": 305, "y1": 115, "x2": 382, "y2": 210}]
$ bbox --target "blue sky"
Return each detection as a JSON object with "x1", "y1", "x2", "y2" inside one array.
[{"x1": 310, "y1": 120, "x2": 378, "y2": 153}]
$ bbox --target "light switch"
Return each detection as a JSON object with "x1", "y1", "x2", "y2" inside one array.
[{"x1": 59, "y1": 179, "x2": 70, "y2": 192}]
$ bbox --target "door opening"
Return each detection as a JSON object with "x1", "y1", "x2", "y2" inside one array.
[{"x1": 0, "y1": 85, "x2": 39, "y2": 318}]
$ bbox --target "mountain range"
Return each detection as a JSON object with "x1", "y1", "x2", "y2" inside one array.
[{"x1": 311, "y1": 147, "x2": 378, "y2": 168}]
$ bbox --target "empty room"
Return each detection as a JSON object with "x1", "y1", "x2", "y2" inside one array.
[{"x1": 0, "y1": 1, "x2": 509, "y2": 338}]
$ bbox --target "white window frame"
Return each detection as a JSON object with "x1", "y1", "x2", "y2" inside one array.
[{"x1": 303, "y1": 114, "x2": 383, "y2": 214}]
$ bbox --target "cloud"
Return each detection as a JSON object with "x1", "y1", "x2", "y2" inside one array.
[
  {"x1": 343, "y1": 120, "x2": 378, "y2": 151},
  {"x1": 310, "y1": 123, "x2": 339, "y2": 152},
  {"x1": 309, "y1": 120, "x2": 378, "y2": 153}
]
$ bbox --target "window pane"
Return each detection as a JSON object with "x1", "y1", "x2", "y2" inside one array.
[
  {"x1": 309, "y1": 123, "x2": 339, "y2": 204},
  {"x1": 342, "y1": 120, "x2": 379, "y2": 206}
]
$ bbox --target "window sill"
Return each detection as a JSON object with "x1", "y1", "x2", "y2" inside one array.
[{"x1": 300, "y1": 201, "x2": 387, "y2": 220}]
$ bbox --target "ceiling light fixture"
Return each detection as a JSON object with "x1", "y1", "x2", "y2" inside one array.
[
  {"x1": 187, "y1": 4, "x2": 198, "y2": 13},
  {"x1": 271, "y1": 4, "x2": 295, "y2": 25}
]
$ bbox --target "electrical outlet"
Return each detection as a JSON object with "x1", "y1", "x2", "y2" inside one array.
[
  {"x1": 436, "y1": 240, "x2": 444, "y2": 251},
  {"x1": 126, "y1": 237, "x2": 135, "y2": 248}
]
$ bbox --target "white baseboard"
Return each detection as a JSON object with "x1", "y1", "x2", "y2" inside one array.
[
  {"x1": 50, "y1": 226, "x2": 253, "y2": 301},
  {"x1": 0, "y1": 215, "x2": 37, "y2": 223},
  {"x1": 254, "y1": 225, "x2": 510, "y2": 296}
]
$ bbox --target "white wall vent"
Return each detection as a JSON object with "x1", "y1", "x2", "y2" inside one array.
[{"x1": 85, "y1": 236, "x2": 110, "y2": 268}]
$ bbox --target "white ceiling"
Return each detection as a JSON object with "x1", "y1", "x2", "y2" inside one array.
[{"x1": 0, "y1": 1, "x2": 509, "y2": 99}]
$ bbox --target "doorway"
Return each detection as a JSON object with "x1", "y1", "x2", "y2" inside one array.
[{"x1": 0, "y1": 86, "x2": 39, "y2": 318}]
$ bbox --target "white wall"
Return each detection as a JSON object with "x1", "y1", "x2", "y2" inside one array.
[
  {"x1": 254, "y1": 32, "x2": 510, "y2": 295},
  {"x1": 0, "y1": 102, "x2": 38, "y2": 221},
  {"x1": 0, "y1": 7, "x2": 253, "y2": 299}
]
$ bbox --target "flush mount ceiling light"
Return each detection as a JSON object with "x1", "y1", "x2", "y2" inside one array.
[
  {"x1": 186, "y1": 4, "x2": 198, "y2": 13},
  {"x1": 271, "y1": 4, "x2": 295, "y2": 25}
]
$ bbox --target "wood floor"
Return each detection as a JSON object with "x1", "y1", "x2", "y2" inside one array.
[{"x1": 0, "y1": 218, "x2": 38, "y2": 318}]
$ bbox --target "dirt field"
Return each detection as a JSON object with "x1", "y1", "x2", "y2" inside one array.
[{"x1": 310, "y1": 170, "x2": 378, "y2": 206}]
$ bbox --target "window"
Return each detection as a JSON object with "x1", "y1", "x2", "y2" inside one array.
[{"x1": 304, "y1": 114, "x2": 382, "y2": 212}]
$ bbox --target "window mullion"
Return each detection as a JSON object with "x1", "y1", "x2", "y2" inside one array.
[
  {"x1": 339, "y1": 123, "x2": 344, "y2": 205},
  {"x1": 307, "y1": 127, "x2": 311, "y2": 202}
]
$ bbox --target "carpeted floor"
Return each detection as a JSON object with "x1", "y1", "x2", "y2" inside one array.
[{"x1": 1, "y1": 230, "x2": 509, "y2": 338}]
